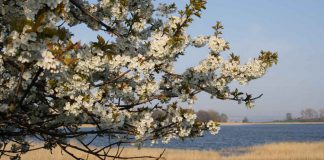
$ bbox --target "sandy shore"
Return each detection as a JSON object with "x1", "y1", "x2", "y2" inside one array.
[{"x1": 3, "y1": 141, "x2": 324, "y2": 160}]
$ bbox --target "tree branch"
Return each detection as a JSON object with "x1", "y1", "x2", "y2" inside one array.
[
  {"x1": 69, "y1": 0, "x2": 119, "y2": 36},
  {"x1": 18, "y1": 68, "x2": 43, "y2": 110}
]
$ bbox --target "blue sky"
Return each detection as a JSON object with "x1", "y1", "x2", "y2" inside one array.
[{"x1": 70, "y1": 0, "x2": 324, "y2": 121}]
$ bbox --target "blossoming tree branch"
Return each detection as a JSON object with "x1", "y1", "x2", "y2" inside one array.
[{"x1": 0, "y1": 0, "x2": 278, "y2": 159}]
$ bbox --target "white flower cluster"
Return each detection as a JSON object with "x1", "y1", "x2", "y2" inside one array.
[
  {"x1": 36, "y1": 50, "x2": 61, "y2": 73},
  {"x1": 4, "y1": 29, "x2": 39, "y2": 59},
  {"x1": 192, "y1": 35, "x2": 209, "y2": 48},
  {"x1": 109, "y1": 54, "x2": 155, "y2": 73},
  {"x1": 132, "y1": 20, "x2": 147, "y2": 32},
  {"x1": 136, "y1": 81, "x2": 159, "y2": 97},
  {"x1": 167, "y1": 16, "x2": 186, "y2": 31},
  {"x1": 75, "y1": 47, "x2": 107, "y2": 73},
  {"x1": 22, "y1": 71, "x2": 32, "y2": 80},
  {"x1": 207, "y1": 121, "x2": 220, "y2": 135},
  {"x1": 64, "y1": 100, "x2": 82, "y2": 115},
  {"x1": 63, "y1": 83, "x2": 105, "y2": 116},
  {"x1": 208, "y1": 36, "x2": 228, "y2": 53},
  {"x1": 99, "y1": 0, "x2": 130, "y2": 21},
  {"x1": 148, "y1": 17, "x2": 189, "y2": 60},
  {"x1": 134, "y1": 112, "x2": 154, "y2": 140},
  {"x1": 246, "y1": 100, "x2": 255, "y2": 108},
  {"x1": 55, "y1": 74, "x2": 90, "y2": 98},
  {"x1": 95, "y1": 104, "x2": 129, "y2": 129},
  {"x1": 167, "y1": 107, "x2": 199, "y2": 138},
  {"x1": 194, "y1": 55, "x2": 223, "y2": 73},
  {"x1": 148, "y1": 31, "x2": 172, "y2": 58},
  {"x1": 221, "y1": 59, "x2": 268, "y2": 85},
  {"x1": 23, "y1": 0, "x2": 69, "y2": 20},
  {"x1": 184, "y1": 112, "x2": 197, "y2": 125}
]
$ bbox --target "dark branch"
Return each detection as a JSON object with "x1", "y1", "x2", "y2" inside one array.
[{"x1": 69, "y1": 0, "x2": 119, "y2": 36}]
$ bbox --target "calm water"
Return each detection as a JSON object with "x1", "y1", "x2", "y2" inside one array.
[{"x1": 85, "y1": 124, "x2": 324, "y2": 150}]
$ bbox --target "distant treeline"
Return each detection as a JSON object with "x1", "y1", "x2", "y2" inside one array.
[
  {"x1": 277, "y1": 108, "x2": 324, "y2": 122},
  {"x1": 150, "y1": 109, "x2": 228, "y2": 122},
  {"x1": 196, "y1": 110, "x2": 228, "y2": 122}
]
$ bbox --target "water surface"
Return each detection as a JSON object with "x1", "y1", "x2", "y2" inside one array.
[{"x1": 86, "y1": 124, "x2": 324, "y2": 150}]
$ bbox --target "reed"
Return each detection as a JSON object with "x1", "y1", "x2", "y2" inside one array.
[{"x1": 2, "y1": 141, "x2": 324, "y2": 160}]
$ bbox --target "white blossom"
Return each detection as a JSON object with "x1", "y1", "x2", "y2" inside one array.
[
  {"x1": 192, "y1": 35, "x2": 208, "y2": 48},
  {"x1": 22, "y1": 71, "x2": 32, "y2": 80},
  {"x1": 37, "y1": 50, "x2": 61, "y2": 73},
  {"x1": 207, "y1": 121, "x2": 221, "y2": 135},
  {"x1": 208, "y1": 36, "x2": 227, "y2": 53},
  {"x1": 184, "y1": 112, "x2": 197, "y2": 125}
]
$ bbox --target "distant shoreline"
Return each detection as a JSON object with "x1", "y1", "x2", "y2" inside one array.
[{"x1": 220, "y1": 122, "x2": 324, "y2": 126}]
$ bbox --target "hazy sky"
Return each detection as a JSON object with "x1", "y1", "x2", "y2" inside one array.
[{"x1": 71, "y1": 0, "x2": 324, "y2": 121}]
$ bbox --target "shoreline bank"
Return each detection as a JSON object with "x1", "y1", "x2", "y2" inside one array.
[{"x1": 5, "y1": 141, "x2": 324, "y2": 160}]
